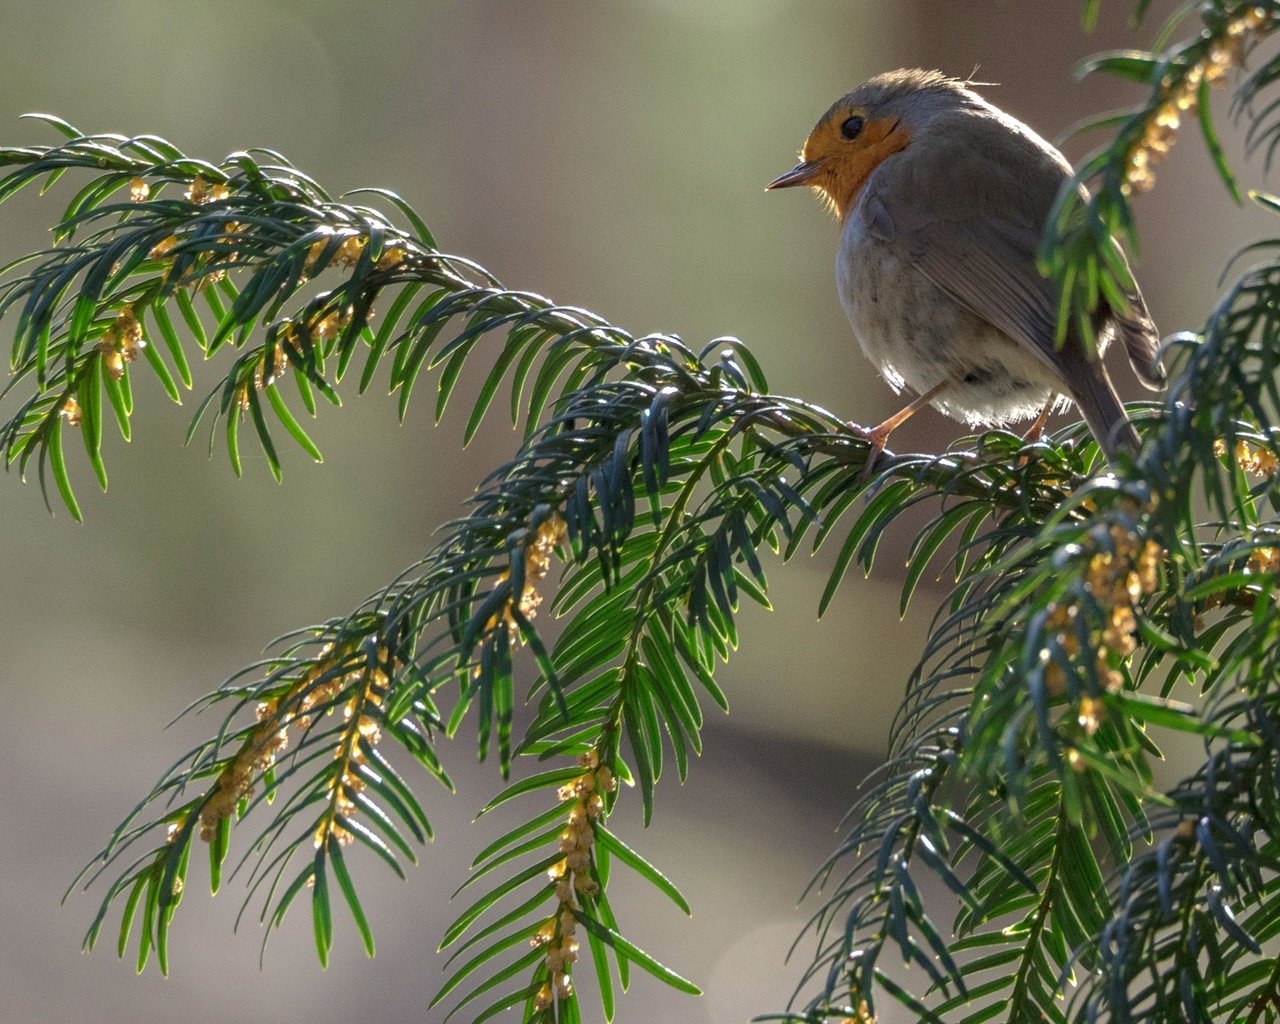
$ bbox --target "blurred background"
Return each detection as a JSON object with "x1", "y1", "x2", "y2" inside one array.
[{"x1": 0, "y1": 2, "x2": 1262, "y2": 1021}]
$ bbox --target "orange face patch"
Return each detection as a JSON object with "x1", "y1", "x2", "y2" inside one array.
[{"x1": 802, "y1": 115, "x2": 910, "y2": 221}]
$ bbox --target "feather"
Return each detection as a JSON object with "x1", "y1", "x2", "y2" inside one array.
[{"x1": 858, "y1": 97, "x2": 1161, "y2": 452}]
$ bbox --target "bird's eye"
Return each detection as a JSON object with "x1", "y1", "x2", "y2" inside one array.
[{"x1": 840, "y1": 115, "x2": 865, "y2": 141}]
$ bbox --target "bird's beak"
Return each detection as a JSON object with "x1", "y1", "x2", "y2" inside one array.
[{"x1": 765, "y1": 160, "x2": 823, "y2": 190}]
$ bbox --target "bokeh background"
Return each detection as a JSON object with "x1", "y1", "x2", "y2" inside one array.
[{"x1": 0, "y1": 3, "x2": 1263, "y2": 1022}]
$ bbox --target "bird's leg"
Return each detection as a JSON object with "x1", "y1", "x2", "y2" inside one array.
[
  {"x1": 1014, "y1": 399, "x2": 1056, "y2": 468},
  {"x1": 1021, "y1": 400, "x2": 1054, "y2": 446},
  {"x1": 849, "y1": 381, "x2": 947, "y2": 472}
]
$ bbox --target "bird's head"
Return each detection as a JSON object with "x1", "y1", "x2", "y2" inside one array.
[{"x1": 767, "y1": 69, "x2": 970, "y2": 221}]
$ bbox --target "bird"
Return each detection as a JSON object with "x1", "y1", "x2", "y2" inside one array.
[{"x1": 766, "y1": 68, "x2": 1165, "y2": 462}]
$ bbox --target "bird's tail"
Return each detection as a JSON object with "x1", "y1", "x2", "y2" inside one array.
[{"x1": 1058, "y1": 341, "x2": 1140, "y2": 459}]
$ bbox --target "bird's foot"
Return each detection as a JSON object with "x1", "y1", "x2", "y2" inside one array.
[
  {"x1": 848, "y1": 382, "x2": 948, "y2": 479},
  {"x1": 1016, "y1": 401, "x2": 1055, "y2": 467},
  {"x1": 846, "y1": 420, "x2": 895, "y2": 479},
  {"x1": 1021, "y1": 402, "x2": 1053, "y2": 446}
]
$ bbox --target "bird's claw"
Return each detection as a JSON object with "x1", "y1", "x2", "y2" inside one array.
[{"x1": 846, "y1": 421, "x2": 893, "y2": 481}]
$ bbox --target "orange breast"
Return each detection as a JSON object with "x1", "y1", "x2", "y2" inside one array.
[{"x1": 831, "y1": 118, "x2": 910, "y2": 221}]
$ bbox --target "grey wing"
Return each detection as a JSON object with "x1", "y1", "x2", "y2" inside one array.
[
  {"x1": 1106, "y1": 243, "x2": 1165, "y2": 389},
  {"x1": 860, "y1": 122, "x2": 1162, "y2": 394},
  {"x1": 859, "y1": 162, "x2": 1069, "y2": 391}
]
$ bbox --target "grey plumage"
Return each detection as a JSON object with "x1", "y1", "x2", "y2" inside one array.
[{"x1": 775, "y1": 69, "x2": 1165, "y2": 460}]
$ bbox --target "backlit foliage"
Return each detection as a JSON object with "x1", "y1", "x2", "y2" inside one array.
[{"x1": 4, "y1": 3, "x2": 1280, "y2": 1022}]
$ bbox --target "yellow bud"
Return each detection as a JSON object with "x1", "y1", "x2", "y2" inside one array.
[
  {"x1": 534, "y1": 984, "x2": 554, "y2": 1010},
  {"x1": 60, "y1": 395, "x2": 82, "y2": 427},
  {"x1": 1077, "y1": 696, "x2": 1104, "y2": 736}
]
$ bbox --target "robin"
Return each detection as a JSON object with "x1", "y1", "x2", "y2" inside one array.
[{"x1": 767, "y1": 68, "x2": 1165, "y2": 461}]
